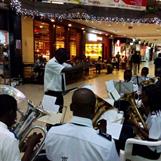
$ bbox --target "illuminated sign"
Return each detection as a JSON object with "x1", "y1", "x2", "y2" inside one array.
[{"x1": 43, "y1": 0, "x2": 147, "y2": 11}]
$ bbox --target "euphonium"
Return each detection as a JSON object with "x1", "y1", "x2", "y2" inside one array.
[
  {"x1": 20, "y1": 125, "x2": 47, "y2": 161},
  {"x1": 14, "y1": 100, "x2": 47, "y2": 140},
  {"x1": 92, "y1": 95, "x2": 113, "y2": 127},
  {"x1": 13, "y1": 100, "x2": 48, "y2": 161}
]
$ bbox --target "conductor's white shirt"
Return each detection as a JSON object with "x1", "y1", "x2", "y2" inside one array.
[
  {"x1": 44, "y1": 57, "x2": 72, "y2": 92},
  {"x1": 0, "y1": 121, "x2": 21, "y2": 161},
  {"x1": 45, "y1": 116, "x2": 120, "y2": 161}
]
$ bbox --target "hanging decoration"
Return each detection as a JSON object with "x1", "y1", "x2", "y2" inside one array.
[{"x1": 10, "y1": 0, "x2": 161, "y2": 25}]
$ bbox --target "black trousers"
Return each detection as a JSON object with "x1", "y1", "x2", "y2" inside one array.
[
  {"x1": 45, "y1": 90, "x2": 64, "y2": 113},
  {"x1": 132, "y1": 144, "x2": 160, "y2": 160}
]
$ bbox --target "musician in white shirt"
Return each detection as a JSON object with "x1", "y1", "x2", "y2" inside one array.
[
  {"x1": 45, "y1": 88, "x2": 120, "y2": 161},
  {"x1": 44, "y1": 48, "x2": 82, "y2": 113},
  {"x1": 132, "y1": 84, "x2": 161, "y2": 159},
  {"x1": 0, "y1": 94, "x2": 42, "y2": 161}
]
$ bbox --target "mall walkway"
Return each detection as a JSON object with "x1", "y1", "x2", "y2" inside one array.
[{"x1": 16, "y1": 61, "x2": 155, "y2": 122}]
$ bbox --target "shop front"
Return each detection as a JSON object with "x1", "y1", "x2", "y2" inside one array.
[{"x1": 85, "y1": 33, "x2": 103, "y2": 61}]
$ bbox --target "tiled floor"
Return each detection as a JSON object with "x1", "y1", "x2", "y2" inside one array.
[{"x1": 16, "y1": 61, "x2": 155, "y2": 122}]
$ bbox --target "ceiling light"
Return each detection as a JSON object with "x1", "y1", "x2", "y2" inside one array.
[
  {"x1": 51, "y1": 19, "x2": 55, "y2": 22},
  {"x1": 81, "y1": 27, "x2": 85, "y2": 30},
  {"x1": 68, "y1": 24, "x2": 72, "y2": 27}
]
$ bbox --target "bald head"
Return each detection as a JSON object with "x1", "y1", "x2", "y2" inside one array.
[{"x1": 70, "y1": 88, "x2": 96, "y2": 119}]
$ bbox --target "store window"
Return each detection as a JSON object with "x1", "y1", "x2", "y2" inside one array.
[
  {"x1": 85, "y1": 33, "x2": 103, "y2": 60},
  {"x1": 0, "y1": 30, "x2": 9, "y2": 77},
  {"x1": 34, "y1": 20, "x2": 50, "y2": 61},
  {"x1": 70, "y1": 29, "x2": 77, "y2": 57},
  {"x1": 56, "y1": 25, "x2": 65, "y2": 49},
  {"x1": 85, "y1": 43, "x2": 102, "y2": 60}
]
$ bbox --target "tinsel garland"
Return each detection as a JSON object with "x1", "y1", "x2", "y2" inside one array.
[{"x1": 10, "y1": 0, "x2": 161, "y2": 24}]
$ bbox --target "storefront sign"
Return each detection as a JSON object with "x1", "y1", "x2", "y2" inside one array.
[{"x1": 45, "y1": 0, "x2": 147, "y2": 11}]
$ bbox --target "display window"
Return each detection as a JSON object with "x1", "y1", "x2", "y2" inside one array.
[
  {"x1": 56, "y1": 25, "x2": 65, "y2": 49},
  {"x1": 34, "y1": 20, "x2": 50, "y2": 61},
  {"x1": 85, "y1": 43, "x2": 102, "y2": 60},
  {"x1": 69, "y1": 28, "x2": 78, "y2": 57},
  {"x1": 0, "y1": 30, "x2": 9, "y2": 76}
]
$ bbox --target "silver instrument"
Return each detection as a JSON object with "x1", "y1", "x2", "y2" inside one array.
[{"x1": 0, "y1": 85, "x2": 48, "y2": 161}]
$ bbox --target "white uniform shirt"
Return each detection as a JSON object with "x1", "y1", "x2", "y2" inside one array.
[
  {"x1": 44, "y1": 57, "x2": 71, "y2": 92},
  {"x1": 146, "y1": 111, "x2": 161, "y2": 152},
  {"x1": 0, "y1": 121, "x2": 21, "y2": 161},
  {"x1": 45, "y1": 116, "x2": 120, "y2": 161}
]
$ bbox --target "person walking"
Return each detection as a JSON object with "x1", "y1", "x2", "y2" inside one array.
[{"x1": 131, "y1": 50, "x2": 141, "y2": 75}]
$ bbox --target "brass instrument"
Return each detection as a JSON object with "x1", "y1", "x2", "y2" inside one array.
[
  {"x1": 123, "y1": 92, "x2": 147, "y2": 129},
  {"x1": 14, "y1": 100, "x2": 47, "y2": 140},
  {"x1": 140, "y1": 77, "x2": 158, "y2": 87},
  {"x1": 20, "y1": 125, "x2": 47, "y2": 161},
  {"x1": 0, "y1": 85, "x2": 48, "y2": 161},
  {"x1": 92, "y1": 95, "x2": 113, "y2": 127},
  {"x1": 13, "y1": 100, "x2": 48, "y2": 161}
]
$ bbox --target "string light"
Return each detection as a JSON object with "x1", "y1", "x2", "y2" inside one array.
[{"x1": 10, "y1": 0, "x2": 161, "y2": 24}]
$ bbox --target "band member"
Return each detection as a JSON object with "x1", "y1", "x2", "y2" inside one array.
[
  {"x1": 45, "y1": 88, "x2": 120, "y2": 161},
  {"x1": 44, "y1": 48, "x2": 82, "y2": 113},
  {"x1": 0, "y1": 94, "x2": 42, "y2": 161},
  {"x1": 131, "y1": 84, "x2": 161, "y2": 159},
  {"x1": 132, "y1": 67, "x2": 150, "y2": 85}
]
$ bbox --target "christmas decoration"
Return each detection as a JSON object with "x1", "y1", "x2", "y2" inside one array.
[{"x1": 10, "y1": 0, "x2": 161, "y2": 25}]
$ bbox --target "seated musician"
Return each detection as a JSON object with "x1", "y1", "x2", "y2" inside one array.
[
  {"x1": 0, "y1": 94, "x2": 42, "y2": 161},
  {"x1": 114, "y1": 69, "x2": 138, "y2": 114},
  {"x1": 45, "y1": 88, "x2": 120, "y2": 161},
  {"x1": 119, "y1": 84, "x2": 161, "y2": 159},
  {"x1": 131, "y1": 67, "x2": 150, "y2": 90},
  {"x1": 114, "y1": 69, "x2": 138, "y2": 97}
]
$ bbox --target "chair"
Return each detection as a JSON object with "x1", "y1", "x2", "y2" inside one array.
[{"x1": 120, "y1": 138, "x2": 161, "y2": 161}]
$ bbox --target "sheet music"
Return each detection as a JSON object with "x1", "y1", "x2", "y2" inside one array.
[
  {"x1": 107, "y1": 122, "x2": 123, "y2": 140},
  {"x1": 105, "y1": 80, "x2": 121, "y2": 101},
  {"x1": 114, "y1": 81, "x2": 133, "y2": 95},
  {"x1": 38, "y1": 112, "x2": 62, "y2": 125},
  {"x1": 99, "y1": 108, "x2": 123, "y2": 140},
  {"x1": 42, "y1": 95, "x2": 59, "y2": 112},
  {"x1": 103, "y1": 98, "x2": 114, "y2": 106}
]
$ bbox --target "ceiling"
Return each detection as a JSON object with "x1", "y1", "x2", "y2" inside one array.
[
  {"x1": 71, "y1": 19, "x2": 161, "y2": 45},
  {"x1": 12, "y1": 0, "x2": 161, "y2": 45}
]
